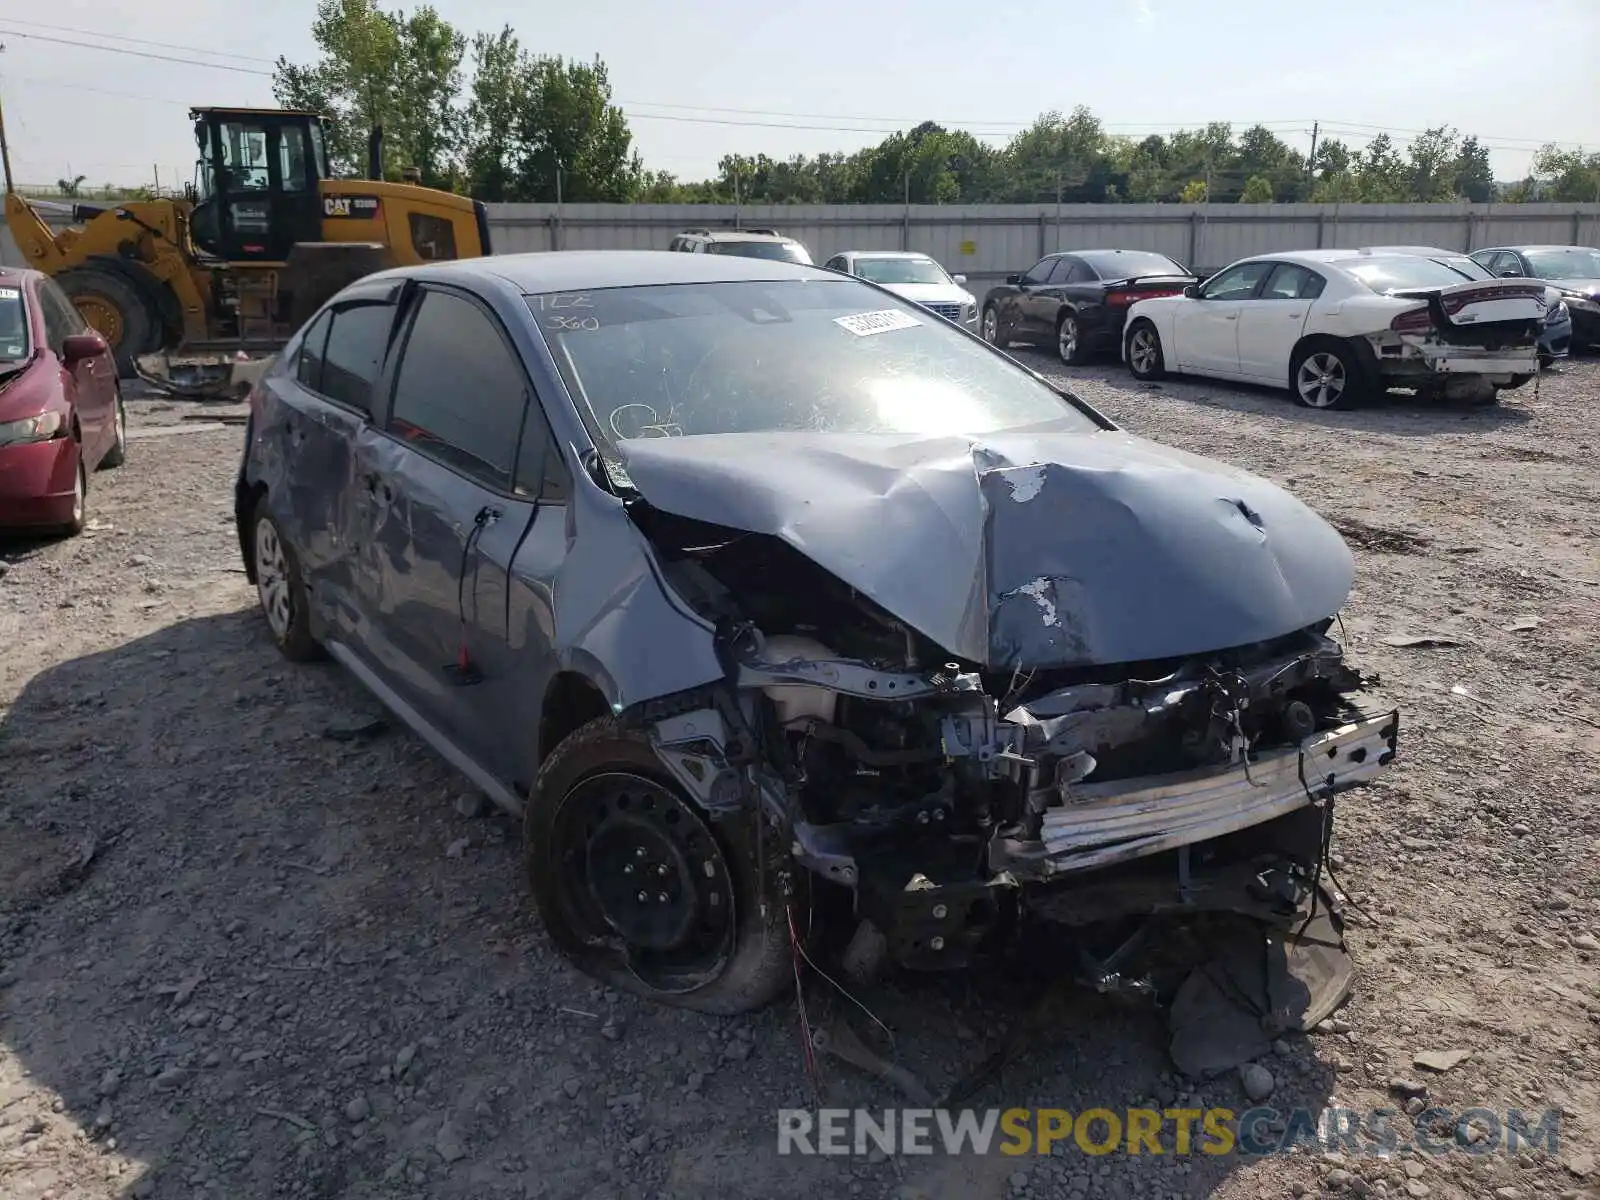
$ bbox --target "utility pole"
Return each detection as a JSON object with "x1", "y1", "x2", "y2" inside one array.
[
  {"x1": 0, "y1": 43, "x2": 13, "y2": 193},
  {"x1": 1306, "y1": 121, "x2": 1320, "y2": 181}
]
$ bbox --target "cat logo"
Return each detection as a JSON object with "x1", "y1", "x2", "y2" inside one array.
[{"x1": 323, "y1": 195, "x2": 381, "y2": 220}]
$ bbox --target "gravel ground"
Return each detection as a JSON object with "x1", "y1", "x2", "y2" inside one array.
[{"x1": 1, "y1": 363, "x2": 1597, "y2": 1200}]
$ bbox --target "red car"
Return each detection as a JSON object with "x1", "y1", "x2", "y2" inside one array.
[{"x1": 0, "y1": 268, "x2": 126, "y2": 536}]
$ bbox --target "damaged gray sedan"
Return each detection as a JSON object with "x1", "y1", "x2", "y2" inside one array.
[{"x1": 235, "y1": 251, "x2": 1398, "y2": 1019}]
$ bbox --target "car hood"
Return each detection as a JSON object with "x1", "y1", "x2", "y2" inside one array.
[
  {"x1": 1549, "y1": 277, "x2": 1600, "y2": 297},
  {"x1": 0, "y1": 356, "x2": 52, "y2": 421},
  {"x1": 616, "y1": 425, "x2": 1355, "y2": 670},
  {"x1": 878, "y1": 282, "x2": 974, "y2": 307}
]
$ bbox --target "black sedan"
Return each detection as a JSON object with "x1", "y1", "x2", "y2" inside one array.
[
  {"x1": 1470, "y1": 244, "x2": 1600, "y2": 349},
  {"x1": 980, "y1": 248, "x2": 1197, "y2": 365}
]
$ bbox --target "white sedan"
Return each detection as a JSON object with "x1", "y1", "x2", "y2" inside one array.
[{"x1": 1121, "y1": 249, "x2": 1549, "y2": 408}]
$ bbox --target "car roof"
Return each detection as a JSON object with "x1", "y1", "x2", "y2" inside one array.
[
  {"x1": 843, "y1": 250, "x2": 931, "y2": 259},
  {"x1": 681, "y1": 229, "x2": 797, "y2": 243},
  {"x1": 1361, "y1": 245, "x2": 1461, "y2": 256},
  {"x1": 1483, "y1": 244, "x2": 1593, "y2": 252},
  {"x1": 384, "y1": 250, "x2": 835, "y2": 293}
]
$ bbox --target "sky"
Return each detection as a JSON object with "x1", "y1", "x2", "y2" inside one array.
[{"x1": 0, "y1": 0, "x2": 1596, "y2": 191}]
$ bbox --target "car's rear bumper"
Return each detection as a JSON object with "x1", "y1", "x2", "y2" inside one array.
[{"x1": 0, "y1": 439, "x2": 79, "y2": 529}]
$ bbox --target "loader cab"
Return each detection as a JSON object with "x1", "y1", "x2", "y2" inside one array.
[{"x1": 189, "y1": 107, "x2": 329, "y2": 262}]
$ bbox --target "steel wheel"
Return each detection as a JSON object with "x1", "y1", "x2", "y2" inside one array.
[
  {"x1": 1128, "y1": 326, "x2": 1160, "y2": 376},
  {"x1": 1296, "y1": 351, "x2": 1348, "y2": 408},
  {"x1": 981, "y1": 306, "x2": 999, "y2": 344},
  {"x1": 254, "y1": 516, "x2": 293, "y2": 641},
  {"x1": 548, "y1": 771, "x2": 736, "y2": 995},
  {"x1": 1057, "y1": 315, "x2": 1080, "y2": 364}
]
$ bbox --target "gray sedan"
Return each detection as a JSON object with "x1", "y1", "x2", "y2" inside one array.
[{"x1": 235, "y1": 251, "x2": 1397, "y2": 1014}]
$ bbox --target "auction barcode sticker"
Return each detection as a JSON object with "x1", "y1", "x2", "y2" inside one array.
[
  {"x1": 0, "y1": 288, "x2": 19, "y2": 300},
  {"x1": 834, "y1": 309, "x2": 922, "y2": 337}
]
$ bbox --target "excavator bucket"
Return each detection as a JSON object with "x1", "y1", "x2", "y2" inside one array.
[{"x1": 134, "y1": 349, "x2": 275, "y2": 401}]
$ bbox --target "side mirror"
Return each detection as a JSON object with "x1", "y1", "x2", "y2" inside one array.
[
  {"x1": 62, "y1": 331, "x2": 109, "y2": 363},
  {"x1": 1183, "y1": 284, "x2": 1201, "y2": 299},
  {"x1": 1005, "y1": 273, "x2": 1021, "y2": 285},
  {"x1": 952, "y1": 273, "x2": 967, "y2": 285}
]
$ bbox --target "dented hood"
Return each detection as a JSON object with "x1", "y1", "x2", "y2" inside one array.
[{"x1": 616, "y1": 425, "x2": 1355, "y2": 669}]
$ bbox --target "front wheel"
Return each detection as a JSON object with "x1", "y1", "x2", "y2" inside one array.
[
  {"x1": 981, "y1": 305, "x2": 1002, "y2": 346},
  {"x1": 58, "y1": 455, "x2": 87, "y2": 538},
  {"x1": 251, "y1": 505, "x2": 323, "y2": 662},
  {"x1": 526, "y1": 717, "x2": 794, "y2": 1015},
  {"x1": 1290, "y1": 341, "x2": 1363, "y2": 409},
  {"x1": 1125, "y1": 319, "x2": 1166, "y2": 381}
]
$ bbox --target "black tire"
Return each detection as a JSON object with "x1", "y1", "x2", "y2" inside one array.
[
  {"x1": 1289, "y1": 339, "x2": 1365, "y2": 410},
  {"x1": 1498, "y1": 373, "x2": 1534, "y2": 392},
  {"x1": 981, "y1": 304, "x2": 1003, "y2": 347},
  {"x1": 526, "y1": 716, "x2": 794, "y2": 1015},
  {"x1": 1125, "y1": 319, "x2": 1166, "y2": 381},
  {"x1": 58, "y1": 454, "x2": 87, "y2": 538},
  {"x1": 250, "y1": 502, "x2": 323, "y2": 662},
  {"x1": 1056, "y1": 311, "x2": 1089, "y2": 365},
  {"x1": 98, "y1": 389, "x2": 128, "y2": 469},
  {"x1": 55, "y1": 268, "x2": 159, "y2": 379}
]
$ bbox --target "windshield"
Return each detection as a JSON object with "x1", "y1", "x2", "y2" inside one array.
[
  {"x1": 1435, "y1": 256, "x2": 1492, "y2": 281},
  {"x1": 0, "y1": 286, "x2": 29, "y2": 361},
  {"x1": 1344, "y1": 256, "x2": 1486, "y2": 292},
  {"x1": 1076, "y1": 250, "x2": 1187, "y2": 279},
  {"x1": 707, "y1": 240, "x2": 813, "y2": 265},
  {"x1": 1523, "y1": 248, "x2": 1600, "y2": 280},
  {"x1": 530, "y1": 280, "x2": 1096, "y2": 459},
  {"x1": 853, "y1": 257, "x2": 951, "y2": 286}
]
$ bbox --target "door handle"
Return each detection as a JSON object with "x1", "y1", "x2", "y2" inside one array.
[{"x1": 1223, "y1": 313, "x2": 1238, "y2": 320}]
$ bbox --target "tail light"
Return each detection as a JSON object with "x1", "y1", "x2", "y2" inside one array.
[
  {"x1": 1108, "y1": 288, "x2": 1181, "y2": 307},
  {"x1": 1390, "y1": 307, "x2": 1434, "y2": 333}
]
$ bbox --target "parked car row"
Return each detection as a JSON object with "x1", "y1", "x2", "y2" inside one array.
[
  {"x1": 980, "y1": 241, "x2": 1599, "y2": 409},
  {"x1": 0, "y1": 267, "x2": 128, "y2": 537}
]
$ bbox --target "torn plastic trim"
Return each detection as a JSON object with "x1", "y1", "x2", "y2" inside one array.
[{"x1": 992, "y1": 708, "x2": 1399, "y2": 880}]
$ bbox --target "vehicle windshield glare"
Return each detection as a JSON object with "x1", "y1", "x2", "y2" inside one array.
[
  {"x1": 1523, "y1": 247, "x2": 1600, "y2": 280},
  {"x1": 0, "y1": 286, "x2": 29, "y2": 361},
  {"x1": 853, "y1": 257, "x2": 951, "y2": 286},
  {"x1": 1344, "y1": 256, "x2": 1487, "y2": 291},
  {"x1": 529, "y1": 280, "x2": 1097, "y2": 454},
  {"x1": 706, "y1": 240, "x2": 812, "y2": 264},
  {"x1": 1436, "y1": 256, "x2": 1492, "y2": 280},
  {"x1": 1076, "y1": 251, "x2": 1186, "y2": 279}
]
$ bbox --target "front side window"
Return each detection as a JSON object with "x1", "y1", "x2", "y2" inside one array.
[
  {"x1": 1020, "y1": 257, "x2": 1057, "y2": 285},
  {"x1": 530, "y1": 279, "x2": 1099, "y2": 466},
  {"x1": 39, "y1": 281, "x2": 86, "y2": 351},
  {"x1": 319, "y1": 303, "x2": 393, "y2": 412},
  {"x1": 388, "y1": 290, "x2": 529, "y2": 489},
  {"x1": 278, "y1": 124, "x2": 310, "y2": 193},
  {"x1": 0, "y1": 284, "x2": 31, "y2": 361},
  {"x1": 218, "y1": 121, "x2": 271, "y2": 190},
  {"x1": 1202, "y1": 261, "x2": 1273, "y2": 300},
  {"x1": 409, "y1": 213, "x2": 458, "y2": 261}
]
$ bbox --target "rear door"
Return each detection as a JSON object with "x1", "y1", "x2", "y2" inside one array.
[
  {"x1": 37, "y1": 279, "x2": 116, "y2": 462},
  {"x1": 1236, "y1": 263, "x2": 1323, "y2": 381},
  {"x1": 1171, "y1": 260, "x2": 1274, "y2": 375},
  {"x1": 351, "y1": 283, "x2": 553, "y2": 777}
]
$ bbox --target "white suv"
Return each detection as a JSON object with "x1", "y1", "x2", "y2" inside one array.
[{"x1": 667, "y1": 228, "x2": 813, "y2": 264}]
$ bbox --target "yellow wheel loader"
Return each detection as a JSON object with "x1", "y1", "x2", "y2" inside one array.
[{"x1": 4, "y1": 107, "x2": 491, "y2": 393}]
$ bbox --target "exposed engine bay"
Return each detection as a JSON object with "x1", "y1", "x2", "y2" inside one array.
[{"x1": 630, "y1": 504, "x2": 1399, "y2": 994}]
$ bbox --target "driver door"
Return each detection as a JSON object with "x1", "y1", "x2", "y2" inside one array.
[{"x1": 1171, "y1": 260, "x2": 1275, "y2": 376}]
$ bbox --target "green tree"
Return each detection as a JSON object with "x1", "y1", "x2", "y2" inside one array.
[
  {"x1": 1404, "y1": 126, "x2": 1461, "y2": 201},
  {"x1": 514, "y1": 56, "x2": 640, "y2": 202},
  {"x1": 56, "y1": 174, "x2": 87, "y2": 198},
  {"x1": 1528, "y1": 144, "x2": 1600, "y2": 202},
  {"x1": 389, "y1": 7, "x2": 466, "y2": 189},
  {"x1": 1452, "y1": 136, "x2": 1495, "y2": 203},
  {"x1": 1239, "y1": 174, "x2": 1274, "y2": 203},
  {"x1": 463, "y1": 27, "x2": 532, "y2": 201},
  {"x1": 1178, "y1": 179, "x2": 1208, "y2": 204}
]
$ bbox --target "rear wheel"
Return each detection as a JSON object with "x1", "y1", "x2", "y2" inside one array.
[
  {"x1": 1290, "y1": 341, "x2": 1363, "y2": 410},
  {"x1": 55, "y1": 268, "x2": 159, "y2": 378},
  {"x1": 1056, "y1": 312, "x2": 1088, "y2": 365},
  {"x1": 1125, "y1": 319, "x2": 1166, "y2": 381},
  {"x1": 526, "y1": 716, "x2": 794, "y2": 1015},
  {"x1": 251, "y1": 505, "x2": 323, "y2": 662},
  {"x1": 981, "y1": 305, "x2": 1002, "y2": 346}
]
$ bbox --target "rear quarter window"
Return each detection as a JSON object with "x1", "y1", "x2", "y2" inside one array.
[{"x1": 319, "y1": 303, "x2": 393, "y2": 412}]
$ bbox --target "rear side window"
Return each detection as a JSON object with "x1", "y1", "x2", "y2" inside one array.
[
  {"x1": 388, "y1": 289, "x2": 528, "y2": 490},
  {"x1": 295, "y1": 310, "x2": 332, "y2": 390},
  {"x1": 320, "y1": 303, "x2": 392, "y2": 412}
]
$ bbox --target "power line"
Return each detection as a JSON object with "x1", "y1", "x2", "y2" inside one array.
[
  {"x1": 0, "y1": 17, "x2": 278, "y2": 65},
  {"x1": 1, "y1": 23, "x2": 1584, "y2": 152},
  {"x1": 0, "y1": 28, "x2": 274, "y2": 75}
]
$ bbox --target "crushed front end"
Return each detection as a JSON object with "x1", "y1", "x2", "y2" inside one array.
[{"x1": 628, "y1": 506, "x2": 1398, "y2": 981}]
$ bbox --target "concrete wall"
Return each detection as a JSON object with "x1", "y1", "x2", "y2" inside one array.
[{"x1": 9, "y1": 201, "x2": 1599, "y2": 290}]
